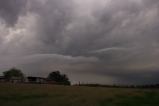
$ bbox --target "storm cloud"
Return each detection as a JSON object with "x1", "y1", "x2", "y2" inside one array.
[
  {"x1": 0, "y1": 0, "x2": 159, "y2": 84},
  {"x1": 0, "y1": 0, "x2": 27, "y2": 26}
]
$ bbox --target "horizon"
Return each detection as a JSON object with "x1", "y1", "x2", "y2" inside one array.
[{"x1": 0, "y1": 0, "x2": 159, "y2": 85}]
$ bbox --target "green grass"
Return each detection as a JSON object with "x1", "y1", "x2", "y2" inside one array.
[{"x1": 0, "y1": 84, "x2": 159, "y2": 106}]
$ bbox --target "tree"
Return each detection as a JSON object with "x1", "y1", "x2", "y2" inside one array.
[
  {"x1": 3, "y1": 68, "x2": 24, "y2": 81},
  {"x1": 47, "y1": 71, "x2": 71, "y2": 85}
]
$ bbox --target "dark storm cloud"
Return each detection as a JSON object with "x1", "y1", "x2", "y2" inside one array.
[
  {"x1": 0, "y1": 0, "x2": 159, "y2": 84},
  {"x1": 34, "y1": 0, "x2": 74, "y2": 52},
  {"x1": 0, "y1": 0, "x2": 27, "y2": 26}
]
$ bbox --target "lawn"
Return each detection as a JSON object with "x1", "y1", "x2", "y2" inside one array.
[{"x1": 0, "y1": 84, "x2": 159, "y2": 106}]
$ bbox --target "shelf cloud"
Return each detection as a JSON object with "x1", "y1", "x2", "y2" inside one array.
[{"x1": 0, "y1": 0, "x2": 159, "y2": 84}]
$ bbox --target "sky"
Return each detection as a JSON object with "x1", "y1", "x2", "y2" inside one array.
[{"x1": 0, "y1": 0, "x2": 159, "y2": 85}]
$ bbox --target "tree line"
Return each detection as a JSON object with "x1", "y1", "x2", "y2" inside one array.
[{"x1": 2, "y1": 68, "x2": 71, "y2": 85}]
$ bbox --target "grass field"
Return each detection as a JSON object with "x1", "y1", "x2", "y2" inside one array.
[{"x1": 0, "y1": 84, "x2": 159, "y2": 106}]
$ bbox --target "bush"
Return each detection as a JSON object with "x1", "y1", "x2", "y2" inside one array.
[{"x1": 47, "y1": 71, "x2": 71, "y2": 85}]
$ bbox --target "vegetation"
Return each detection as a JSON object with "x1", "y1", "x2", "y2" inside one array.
[
  {"x1": 0, "y1": 84, "x2": 159, "y2": 106},
  {"x1": 3, "y1": 68, "x2": 24, "y2": 80},
  {"x1": 47, "y1": 71, "x2": 71, "y2": 85},
  {"x1": 1, "y1": 68, "x2": 71, "y2": 85}
]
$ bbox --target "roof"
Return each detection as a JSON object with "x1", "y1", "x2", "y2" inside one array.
[
  {"x1": 0, "y1": 76, "x2": 5, "y2": 79},
  {"x1": 10, "y1": 76, "x2": 23, "y2": 80},
  {"x1": 0, "y1": 76, "x2": 4, "y2": 77},
  {"x1": 27, "y1": 76, "x2": 47, "y2": 80}
]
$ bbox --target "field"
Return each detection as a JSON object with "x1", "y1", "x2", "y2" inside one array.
[{"x1": 0, "y1": 84, "x2": 159, "y2": 106}]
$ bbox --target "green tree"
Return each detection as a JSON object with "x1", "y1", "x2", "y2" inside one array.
[
  {"x1": 3, "y1": 68, "x2": 24, "y2": 80},
  {"x1": 47, "y1": 71, "x2": 71, "y2": 85}
]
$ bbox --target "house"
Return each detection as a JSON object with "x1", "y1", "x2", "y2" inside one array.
[
  {"x1": 26, "y1": 76, "x2": 47, "y2": 84},
  {"x1": 0, "y1": 76, "x2": 5, "y2": 82},
  {"x1": 0, "y1": 76, "x2": 57, "y2": 84},
  {"x1": 9, "y1": 77, "x2": 24, "y2": 83},
  {"x1": 0, "y1": 76, "x2": 23, "y2": 83}
]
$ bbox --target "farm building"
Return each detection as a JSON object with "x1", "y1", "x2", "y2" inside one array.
[
  {"x1": 25, "y1": 77, "x2": 47, "y2": 84},
  {"x1": 9, "y1": 77, "x2": 24, "y2": 83},
  {"x1": 0, "y1": 76, "x2": 57, "y2": 84},
  {"x1": 0, "y1": 76, "x2": 5, "y2": 82},
  {"x1": 0, "y1": 76, "x2": 23, "y2": 83}
]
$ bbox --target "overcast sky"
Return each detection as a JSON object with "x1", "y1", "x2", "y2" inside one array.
[{"x1": 0, "y1": 0, "x2": 159, "y2": 85}]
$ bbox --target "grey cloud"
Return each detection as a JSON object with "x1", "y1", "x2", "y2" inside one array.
[
  {"x1": 27, "y1": 0, "x2": 74, "y2": 53},
  {"x1": 0, "y1": 0, "x2": 159, "y2": 84},
  {"x1": 16, "y1": 53, "x2": 99, "y2": 78},
  {"x1": 91, "y1": 47, "x2": 129, "y2": 53},
  {"x1": 0, "y1": 0, "x2": 27, "y2": 26}
]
